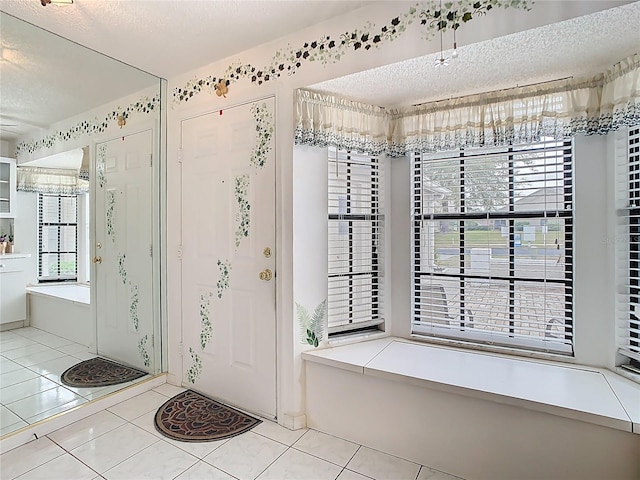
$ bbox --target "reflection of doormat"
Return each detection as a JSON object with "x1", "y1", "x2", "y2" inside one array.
[
  {"x1": 154, "y1": 389, "x2": 262, "y2": 442},
  {"x1": 60, "y1": 357, "x2": 147, "y2": 387}
]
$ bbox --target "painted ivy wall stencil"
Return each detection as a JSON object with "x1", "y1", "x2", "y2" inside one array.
[
  {"x1": 16, "y1": 94, "x2": 160, "y2": 158},
  {"x1": 234, "y1": 175, "x2": 250, "y2": 247},
  {"x1": 216, "y1": 260, "x2": 232, "y2": 299},
  {"x1": 250, "y1": 102, "x2": 274, "y2": 169},
  {"x1": 186, "y1": 347, "x2": 203, "y2": 384},
  {"x1": 130, "y1": 283, "x2": 139, "y2": 331},
  {"x1": 106, "y1": 190, "x2": 116, "y2": 242},
  {"x1": 200, "y1": 291, "x2": 214, "y2": 349},
  {"x1": 296, "y1": 299, "x2": 327, "y2": 348},
  {"x1": 172, "y1": 1, "x2": 532, "y2": 105},
  {"x1": 118, "y1": 253, "x2": 127, "y2": 284},
  {"x1": 97, "y1": 144, "x2": 107, "y2": 188},
  {"x1": 138, "y1": 335, "x2": 150, "y2": 367}
]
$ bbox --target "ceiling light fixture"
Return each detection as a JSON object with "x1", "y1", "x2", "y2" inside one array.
[
  {"x1": 40, "y1": 0, "x2": 74, "y2": 6},
  {"x1": 434, "y1": 28, "x2": 449, "y2": 68},
  {"x1": 451, "y1": 13, "x2": 459, "y2": 59},
  {"x1": 434, "y1": 0, "x2": 450, "y2": 68}
]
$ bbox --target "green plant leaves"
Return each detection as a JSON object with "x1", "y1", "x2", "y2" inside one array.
[{"x1": 297, "y1": 298, "x2": 327, "y2": 348}]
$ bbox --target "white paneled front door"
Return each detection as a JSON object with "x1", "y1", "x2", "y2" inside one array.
[
  {"x1": 94, "y1": 130, "x2": 154, "y2": 371},
  {"x1": 181, "y1": 98, "x2": 276, "y2": 418}
]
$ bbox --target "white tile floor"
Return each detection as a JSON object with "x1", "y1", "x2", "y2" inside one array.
[
  {"x1": 0, "y1": 327, "x2": 149, "y2": 436},
  {"x1": 0, "y1": 383, "x2": 465, "y2": 480}
]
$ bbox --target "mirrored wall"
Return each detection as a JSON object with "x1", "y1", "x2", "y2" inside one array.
[{"x1": 0, "y1": 11, "x2": 165, "y2": 438}]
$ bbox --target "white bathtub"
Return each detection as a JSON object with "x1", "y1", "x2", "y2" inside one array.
[{"x1": 26, "y1": 284, "x2": 91, "y2": 346}]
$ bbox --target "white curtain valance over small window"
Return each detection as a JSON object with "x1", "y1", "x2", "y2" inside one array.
[
  {"x1": 599, "y1": 54, "x2": 640, "y2": 132},
  {"x1": 294, "y1": 89, "x2": 389, "y2": 156},
  {"x1": 17, "y1": 166, "x2": 88, "y2": 195},
  {"x1": 295, "y1": 53, "x2": 640, "y2": 156}
]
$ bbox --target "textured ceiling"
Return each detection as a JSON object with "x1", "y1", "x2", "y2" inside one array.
[
  {"x1": 0, "y1": 11, "x2": 158, "y2": 141},
  {"x1": 309, "y1": 1, "x2": 640, "y2": 108}
]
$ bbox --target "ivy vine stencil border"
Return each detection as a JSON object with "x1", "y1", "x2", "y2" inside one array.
[
  {"x1": 249, "y1": 102, "x2": 274, "y2": 170},
  {"x1": 118, "y1": 253, "x2": 127, "y2": 284},
  {"x1": 216, "y1": 260, "x2": 232, "y2": 299},
  {"x1": 130, "y1": 282, "x2": 140, "y2": 332},
  {"x1": 138, "y1": 335, "x2": 150, "y2": 367},
  {"x1": 172, "y1": 1, "x2": 532, "y2": 105},
  {"x1": 16, "y1": 94, "x2": 160, "y2": 158},
  {"x1": 106, "y1": 190, "x2": 116, "y2": 243},
  {"x1": 186, "y1": 347, "x2": 203, "y2": 384},
  {"x1": 234, "y1": 175, "x2": 251, "y2": 248},
  {"x1": 97, "y1": 144, "x2": 107, "y2": 188},
  {"x1": 200, "y1": 291, "x2": 214, "y2": 349}
]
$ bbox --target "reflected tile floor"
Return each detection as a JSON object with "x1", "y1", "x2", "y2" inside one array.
[
  {"x1": 0, "y1": 327, "x2": 149, "y2": 436},
  {"x1": 0, "y1": 384, "x2": 465, "y2": 480}
]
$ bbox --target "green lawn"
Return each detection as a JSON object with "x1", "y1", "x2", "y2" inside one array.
[{"x1": 435, "y1": 230, "x2": 565, "y2": 248}]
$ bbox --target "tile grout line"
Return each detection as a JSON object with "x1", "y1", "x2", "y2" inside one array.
[
  {"x1": 288, "y1": 435, "x2": 362, "y2": 471},
  {"x1": 3, "y1": 438, "x2": 67, "y2": 480},
  {"x1": 46, "y1": 435, "x2": 102, "y2": 480},
  {"x1": 197, "y1": 457, "x2": 241, "y2": 480},
  {"x1": 46, "y1": 411, "x2": 132, "y2": 454}
]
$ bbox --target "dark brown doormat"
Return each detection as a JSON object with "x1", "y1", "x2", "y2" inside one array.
[
  {"x1": 60, "y1": 357, "x2": 147, "y2": 388},
  {"x1": 154, "y1": 389, "x2": 262, "y2": 442}
]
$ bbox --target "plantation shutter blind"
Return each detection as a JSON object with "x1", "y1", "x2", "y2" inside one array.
[
  {"x1": 616, "y1": 126, "x2": 640, "y2": 362},
  {"x1": 411, "y1": 139, "x2": 574, "y2": 354},
  {"x1": 328, "y1": 147, "x2": 384, "y2": 334},
  {"x1": 38, "y1": 194, "x2": 78, "y2": 281}
]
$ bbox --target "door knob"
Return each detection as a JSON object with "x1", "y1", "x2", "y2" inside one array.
[
  {"x1": 259, "y1": 268, "x2": 272, "y2": 281},
  {"x1": 93, "y1": 256, "x2": 102, "y2": 264}
]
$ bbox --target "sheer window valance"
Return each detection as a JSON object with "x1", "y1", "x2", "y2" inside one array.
[
  {"x1": 295, "y1": 53, "x2": 640, "y2": 156},
  {"x1": 294, "y1": 89, "x2": 389, "y2": 155},
  {"x1": 17, "y1": 166, "x2": 88, "y2": 195}
]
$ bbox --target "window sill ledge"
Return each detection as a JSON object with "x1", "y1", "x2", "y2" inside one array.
[{"x1": 302, "y1": 337, "x2": 640, "y2": 434}]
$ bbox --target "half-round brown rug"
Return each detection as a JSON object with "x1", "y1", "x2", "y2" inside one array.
[
  {"x1": 61, "y1": 357, "x2": 147, "y2": 388},
  {"x1": 154, "y1": 389, "x2": 262, "y2": 442}
]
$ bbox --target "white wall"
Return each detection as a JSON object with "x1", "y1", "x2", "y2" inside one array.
[
  {"x1": 0, "y1": 140, "x2": 12, "y2": 158},
  {"x1": 291, "y1": 145, "x2": 329, "y2": 424},
  {"x1": 573, "y1": 134, "x2": 614, "y2": 367},
  {"x1": 389, "y1": 156, "x2": 411, "y2": 338}
]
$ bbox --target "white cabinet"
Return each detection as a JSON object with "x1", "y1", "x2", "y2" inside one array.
[
  {"x1": 0, "y1": 157, "x2": 17, "y2": 218},
  {"x1": 0, "y1": 255, "x2": 28, "y2": 325}
]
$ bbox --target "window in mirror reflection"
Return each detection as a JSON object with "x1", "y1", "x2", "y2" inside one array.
[{"x1": 38, "y1": 194, "x2": 78, "y2": 282}]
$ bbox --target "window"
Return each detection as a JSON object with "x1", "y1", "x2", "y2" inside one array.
[
  {"x1": 617, "y1": 126, "x2": 640, "y2": 369},
  {"x1": 328, "y1": 148, "x2": 384, "y2": 335},
  {"x1": 38, "y1": 194, "x2": 78, "y2": 282},
  {"x1": 411, "y1": 139, "x2": 573, "y2": 354}
]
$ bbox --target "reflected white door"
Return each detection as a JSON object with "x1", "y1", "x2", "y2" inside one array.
[
  {"x1": 94, "y1": 129, "x2": 154, "y2": 371},
  {"x1": 181, "y1": 99, "x2": 276, "y2": 418}
]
